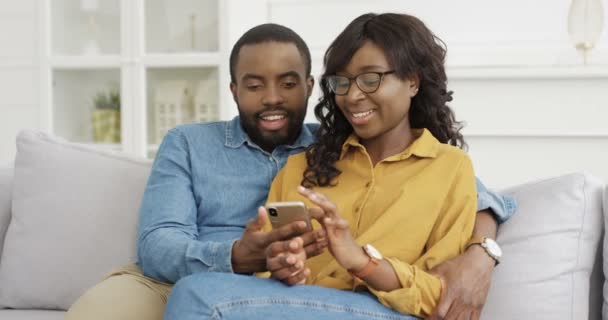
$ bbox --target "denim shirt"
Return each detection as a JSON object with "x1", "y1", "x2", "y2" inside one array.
[
  {"x1": 476, "y1": 179, "x2": 517, "y2": 224},
  {"x1": 137, "y1": 116, "x2": 516, "y2": 283}
]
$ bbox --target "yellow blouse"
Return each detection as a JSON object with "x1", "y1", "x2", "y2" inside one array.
[{"x1": 266, "y1": 128, "x2": 476, "y2": 318}]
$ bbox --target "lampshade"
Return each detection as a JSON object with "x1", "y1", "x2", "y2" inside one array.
[{"x1": 567, "y1": 0, "x2": 605, "y2": 64}]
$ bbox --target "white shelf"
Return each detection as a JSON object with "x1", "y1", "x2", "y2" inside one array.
[
  {"x1": 447, "y1": 66, "x2": 608, "y2": 80},
  {"x1": 464, "y1": 131, "x2": 608, "y2": 138},
  {"x1": 42, "y1": 0, "x2": 226, "y2": 158},
  {"x1": 50, "y1": 55, "x2": 123, "y2": 69},
  {"x1": 142, "y1": 53, "x2": 221, "y2": 67},
  {"x1": 312, "y1": 48, "x2": 608, "y2": 80}
]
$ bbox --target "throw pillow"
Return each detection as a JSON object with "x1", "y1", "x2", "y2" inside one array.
[
  {"x1": 0, "y1": 130, "x2": 151, "y2": 310},
  {"x1": 482, "y1": 172, "x2": 604, "y2": 320}
]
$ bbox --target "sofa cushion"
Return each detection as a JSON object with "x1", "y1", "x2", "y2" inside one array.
[
  {"x1": 482, "y1": 172, "x2": 604, "y2": 320},
  {"x1": 0, "y1": 165, "x2": 13, "y2": 262},
  {"x1": 0, "y1": 309, "x2": 65, "y2": 320},
  {"x1": 0, "y1": 130, "x2": 152, "y2": 310}
]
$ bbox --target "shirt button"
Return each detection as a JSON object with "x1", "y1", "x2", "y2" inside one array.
[{"x1": 365, "y1": 182, "x2": 371, "y2": 187}]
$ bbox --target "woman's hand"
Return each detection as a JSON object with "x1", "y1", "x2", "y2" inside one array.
[
  {"x1": 266, "y1": 236, "x2": 310, "y2": 285},
  {"x1": 297, "y1": 186, "x2": 368, "y2": 271},
  {"x1": 260, "y1": 205, "x2": 328, "y2": 285}
]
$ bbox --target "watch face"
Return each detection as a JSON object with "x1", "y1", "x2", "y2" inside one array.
[
  {"x1": 484, "y1": 238, "x2": 503, "y2": 257},
  {"x1": 364, "y1": 244, "x2": 383, "y2": 260}
]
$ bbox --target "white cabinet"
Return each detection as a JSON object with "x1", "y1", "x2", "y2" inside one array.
[{"x1": 40, "y1": 0, "x2": 230, "y2": 158}]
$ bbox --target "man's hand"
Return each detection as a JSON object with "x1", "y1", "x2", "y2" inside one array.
[
  {"x1": 429, "y1": 245, "x2": 495, "y2": 320},
  {"x1": 231, "y1": 207, "x2": 311, "y2": 274}
]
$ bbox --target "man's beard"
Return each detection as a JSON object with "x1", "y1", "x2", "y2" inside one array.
[{"x1": 238, "y1": 103, "x2": 307, "y2": 152}]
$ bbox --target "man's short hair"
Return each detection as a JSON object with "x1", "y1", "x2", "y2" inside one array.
[{"x1": 229, "y1": 23, "x2": 312, "y2": 83}]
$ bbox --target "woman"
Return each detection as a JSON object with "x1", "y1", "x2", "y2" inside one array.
[{"x1": 266, "y1": 12, "x2": 476, "y2": 318}]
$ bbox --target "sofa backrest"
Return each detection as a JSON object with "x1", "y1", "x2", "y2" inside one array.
[{"x1": 0, "y1": 165, "x2": 13, "y2": 260}]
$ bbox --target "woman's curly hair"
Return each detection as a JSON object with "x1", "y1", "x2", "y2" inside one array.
[{"x1": 302, "y1": 13, "x2": 466, "y2": 188}]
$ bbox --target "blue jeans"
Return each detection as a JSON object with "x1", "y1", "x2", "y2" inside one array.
[{"x1": 164, "y1": 272, "x2": 420, "y2": 320}]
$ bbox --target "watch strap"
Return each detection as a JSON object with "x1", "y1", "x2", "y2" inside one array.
[
  {"x1": 466, "y1": 236, "x2": 500, "y2": 266},
  {"x1": 349, "y1": 257, "x2": 379, "y2": 278},
  {"x1": 465, "y1": 236, "x2": 485, "y2": 249}
]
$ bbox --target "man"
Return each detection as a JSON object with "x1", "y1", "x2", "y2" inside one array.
[{"x1": 66, "y1": 23, "x2": 515, "y2": 320}]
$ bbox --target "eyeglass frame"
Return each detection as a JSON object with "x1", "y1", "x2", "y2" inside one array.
[{"x1": 324, "y1": 70, "x2": 396, "y2": 96}]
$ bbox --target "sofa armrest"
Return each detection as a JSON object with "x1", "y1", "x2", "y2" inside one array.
[
  {"x1": 0, "y1": 165, "x2": 13, "y2": 259},
  {"x1": 603, "y1": 185, "x2": 608, "y2": 320}
]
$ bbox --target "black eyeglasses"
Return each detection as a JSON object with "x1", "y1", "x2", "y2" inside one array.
[{"x1": 325, "y1": 71, "x2": 395, "y2": 96}]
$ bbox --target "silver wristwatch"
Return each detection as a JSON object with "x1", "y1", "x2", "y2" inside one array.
[{"x1": 467, "y1": 237, "x2": 502, "y2": 265}]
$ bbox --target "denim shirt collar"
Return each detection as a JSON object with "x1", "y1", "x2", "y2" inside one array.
[{"x1": 224, "y1": 116, "x2": 316, "y2": 151}]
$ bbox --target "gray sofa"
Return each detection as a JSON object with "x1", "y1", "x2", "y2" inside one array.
[{"x1": 0, "y1": 130, "x2": 606, "y2": 320}]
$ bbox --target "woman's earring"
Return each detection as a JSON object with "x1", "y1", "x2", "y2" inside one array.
[{"x1": 412, "y1": 87, "x2": 419, "y2": 96}]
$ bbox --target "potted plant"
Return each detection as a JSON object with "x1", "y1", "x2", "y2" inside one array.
[{"x1": 91, "y1": 89, "x2": 121, "y2": 143}]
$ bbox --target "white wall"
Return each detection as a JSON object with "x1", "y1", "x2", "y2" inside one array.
[
  {"x1": 261, "y1": 0, "x2": 608, "y2": 188},
  {"x1": 267, "y1": 0, "x2": 608, "y2": 66},
  {"x1": 0, "y1": 0, "x2": 40, "y2": 166},
  {"x1": 0, "y1": 0, "x2": 607, "y2": 188}
]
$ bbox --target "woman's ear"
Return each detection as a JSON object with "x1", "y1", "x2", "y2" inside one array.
[{"x1": 408, "y1": 74, "x2": 420, "y2": 97}]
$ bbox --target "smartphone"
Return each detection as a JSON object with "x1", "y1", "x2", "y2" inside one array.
[{"x1": 265, "y1": 201, "x2": 312, "y2": 232}]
